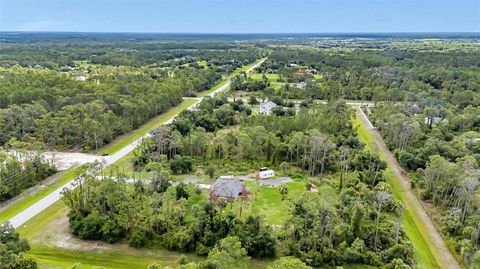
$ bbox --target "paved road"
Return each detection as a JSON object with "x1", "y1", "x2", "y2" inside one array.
[
  {"x1": 6, "y1": 58, "x2": 266, "y2": 229},
  {"x1": 228, "y1": 97, "x2": 376, "y2": 107},
  {"x1": 356, "y1": 107, "x2": 460, "y2": 269}
]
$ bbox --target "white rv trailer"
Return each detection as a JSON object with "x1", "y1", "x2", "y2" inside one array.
[{"x1": 259, "y1": 167, "x2": 275, "y2": 179}]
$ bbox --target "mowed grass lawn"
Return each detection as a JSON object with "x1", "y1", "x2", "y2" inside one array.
[
  {"x1": 249, "y1": 73, "x2": 284, "y2": 90},
  {"x1": 354, "y1": 115, "x2": 439, "y2": 269},
  {"x1": 241, "y1": 180, "x2": 305, "y2": 225},
  {"x1": 249, "y1": 73, "x2": 280, "y2": 82}
]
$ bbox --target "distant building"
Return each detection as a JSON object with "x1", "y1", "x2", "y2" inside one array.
[
  {"x1": 296, "y1": 82, "x2": 306, "y2": 89},
  {"x1": 209, "y1": 176, "x2": 250, "y2": 202},
  {"x1": 259, "y1": 167, "x2": 275, "y2": 179},
  {"x1": 74, "y1": 75, "x2": 87, "y2": 81},
  {"x1": 409, "y1": 104, "x2": 422, "y2": 115},
  {"x1": 259, "y1": 101, "x2": 277, "y2": 115},
  {"x1": 307, "y1": 68, "x2": 318, "y2": 74},
  {"x1": 424, "y1": 116, "x2": 443, "y2": 126}
]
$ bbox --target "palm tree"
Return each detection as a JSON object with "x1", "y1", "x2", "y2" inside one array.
[
  {"x1": 374, "y1": 191, "x2": 391, "y2": 251},
  {"x1": 279, "y1": 185, "x2": 289, "y2": 200},
  {"x1": 280, "y1": 162, "x2": 289, "y2": 175},
  {"x1": 217, "y1": 197, "x2": 228, "y2": 213}
]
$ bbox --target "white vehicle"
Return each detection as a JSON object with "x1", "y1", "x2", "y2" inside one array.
[{"x1": 259, "y1": 167, "x2": 275, "y2": 179}]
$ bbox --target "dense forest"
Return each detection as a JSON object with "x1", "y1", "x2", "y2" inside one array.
[
  {"x1": 247, "y1": 40, "x2": 480, "y2": 103},
  {"x1": 0, "y1": 39, "x2": 262, "y2": 209},
  {"x1": 0, "y1": 38, "x2": 263, "y2": 150},
  {"x1": 0, "y1": 150, "x2": 56, "y2": 202},
  {"x1": 371, "y1": 101, "x2": 480, "y2": 266},
  {"x1": 63, "y1": 97, "x2": 414, "y2": 268},
  {"x1": 245, "y1": 40, "x2": 480, "y2": 267}
]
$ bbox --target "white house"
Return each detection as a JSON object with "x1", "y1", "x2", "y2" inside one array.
[
  {"x1": 259, "y1": 167, "x2": 275, "y2": 179},
  {"x1": 296, "y1": 82, "x2": 306, "y2": 89},
  {"x1": 74, "y1": 75, "x2": 87, "y2": 81},
  {"x1": 259, "y1": 101, "x2": 277, "y2": 115},
  {"x1": 424, "y1": 116, "x2": 443, "y2": 126}
]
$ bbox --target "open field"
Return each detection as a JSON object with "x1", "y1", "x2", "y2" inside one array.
[
  {"x1": 354, "y1": 112, "x2": 458, "y2": 269},
  {"x1": 249, "y1": 73, "x2": 280, "y2": 82}
]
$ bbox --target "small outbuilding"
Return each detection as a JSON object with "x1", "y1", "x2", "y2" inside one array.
[
  {"x1": 74, "y1": 75, "x2": 87, "y2": 81},
  {"x1": 296, "y1": 82, "x2": 306, "y2": 89}
]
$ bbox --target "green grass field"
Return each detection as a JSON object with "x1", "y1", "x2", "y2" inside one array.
[
  {"x1": 249, "y1": 73, "x2": 280, "y2": 82},
  {"x1": 242, "y1": 180, "x2": 305, "y2": 225},
  {"x1": 354, "y1": 115, "x2": 439, "y2": 269}
]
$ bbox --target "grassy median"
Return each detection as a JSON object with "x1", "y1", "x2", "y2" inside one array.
[{"x1": 354, "y1": 115, "x2": 439, "y2": 268}]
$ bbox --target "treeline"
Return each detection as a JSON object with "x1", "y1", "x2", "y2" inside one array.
[
  {"x1": 133, "y1": 97, "x2": 351, "y2": 176},
  {"x1": 0, "y1": 151, "x2": 56, "y2": 201},
  {"x1": 0, "y1": 64, "x2": 225, "y2": 150},
  {"x1": 0, "y1": 38, "x2": 262, "y2": 69},
  {"x1": 371, "y1": 101, "x2": 480, "y2": 267}
]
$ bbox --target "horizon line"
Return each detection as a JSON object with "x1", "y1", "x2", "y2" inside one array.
[{"x1": 1, "y1": 31, "x2": 479, "y2": 35}]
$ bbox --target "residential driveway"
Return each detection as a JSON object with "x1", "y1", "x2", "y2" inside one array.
[{"x1": 259, "y1": 177, "x2": 292, "y2": 187}]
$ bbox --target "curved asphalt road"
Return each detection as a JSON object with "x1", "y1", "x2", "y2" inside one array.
[{"x1": 6, "y1": 58, "x2": 266, "y2": 229}]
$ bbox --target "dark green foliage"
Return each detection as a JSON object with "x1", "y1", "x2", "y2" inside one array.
[
  {"x1": 0, "y1": 223, "x2": 37, "y2": 269},
  {"x1": 0, "y1": 152, "x2": 56, "y2": 201},
  {"x1": 170, "y1": 156, "x2": 193, "y2": 175},
  {"x1": 175, "y1": 183, "x2": 190, "y2": 200}
]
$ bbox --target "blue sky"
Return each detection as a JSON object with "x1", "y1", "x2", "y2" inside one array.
[{"x1": 0, "y1": 0, "x2": 479, "y2": 33}]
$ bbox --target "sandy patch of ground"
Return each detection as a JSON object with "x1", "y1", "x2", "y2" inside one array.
[{"x1": 43, "y1": 152, "x2": 103, "y2": 170}]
